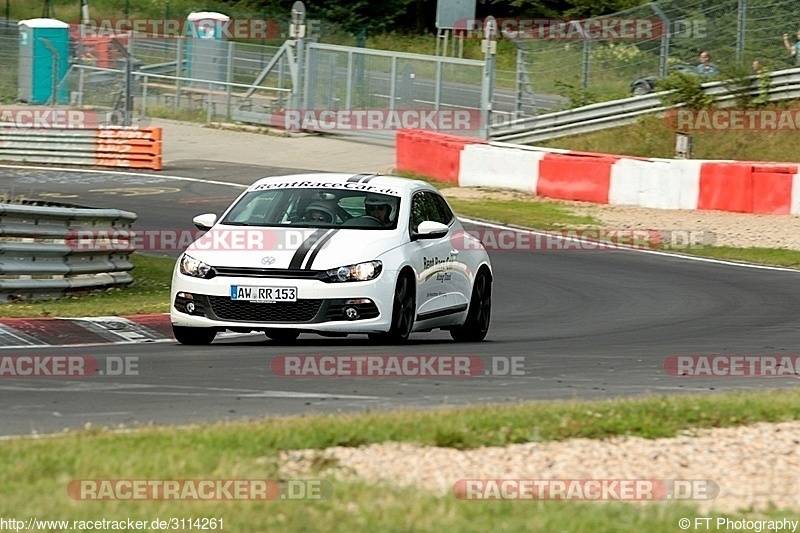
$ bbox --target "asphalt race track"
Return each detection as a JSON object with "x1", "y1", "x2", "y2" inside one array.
[{"x1": 2, "y1": 162, "x2": 800, "y2": 436}]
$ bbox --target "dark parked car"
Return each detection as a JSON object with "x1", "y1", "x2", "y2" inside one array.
[{"x1": 630, "y1": 64, "x2": 696, "y2": 95}]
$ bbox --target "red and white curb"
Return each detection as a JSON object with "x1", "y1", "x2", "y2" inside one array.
[{"x1": 0, "y1": 314, "x2": 173, "y2": 348}]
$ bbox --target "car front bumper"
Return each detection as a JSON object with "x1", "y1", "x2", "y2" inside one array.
[{"x1": 170, "y1": 269, "x2": 397, "y2": 333}]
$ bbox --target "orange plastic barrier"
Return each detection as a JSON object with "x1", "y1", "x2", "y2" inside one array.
[
  {"x1": 537, "y1": 153, "x2": 617, "y2": 203},
  {"x1": 697, "y1": 163, "x2": 752, "y2": 213},
  {"x1": 396, "y1": 129, "x2": 485, "y2": 183},
  {"x1": 751, "y1": 164, "x2": 796, "y2": 214},
  {"x1": 94, "y1": 127, "x2": 162, "y2": 170}
]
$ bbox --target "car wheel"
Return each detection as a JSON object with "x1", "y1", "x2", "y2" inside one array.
[
  {"x1": 450, "y1": 269, "x2": 491, "y2": 342},
  {"x1": 369, "y1": 272, "x2": 415, "y2": 344},
  {"x1": 631, "y1": 83, "x2": 653, "y2": 96},
  {"x1": 265, "y1": 329, "x2": 300, "y2": 343},
  {"x1": 173, "y1": 325, "x2": 216, "y2": 345}
]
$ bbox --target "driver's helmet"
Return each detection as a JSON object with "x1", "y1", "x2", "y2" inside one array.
[
  {"x1": 364, "y1": 194, "x2": 395, "y2": 221},
  {"x1": 305, "y1": 201, "x2": 336, "y2": 223}
]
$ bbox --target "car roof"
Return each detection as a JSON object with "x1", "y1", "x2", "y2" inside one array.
[{"x1": 246, "y1": 173, "x2": 436, "y2": 197}]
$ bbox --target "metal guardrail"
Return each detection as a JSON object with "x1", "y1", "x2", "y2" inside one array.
[
  {"x1": 0, "y1": 127, "x2": 163, "y2": 170},
  {"x1": 0, "y1": 203, "x2": 137, "y2": 302},
  {"x1": 490, "y1": 68, "x2": 800, "y2": 144}
]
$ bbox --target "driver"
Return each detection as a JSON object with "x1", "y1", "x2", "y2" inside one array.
[
  {"x1": 364, "y1": 195, "x2": 394, "y2": 224},
  {"x1": 304, "y1": 201, "x2": 336, "y2": 223}
]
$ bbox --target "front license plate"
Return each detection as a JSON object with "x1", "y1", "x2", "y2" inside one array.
[{"x1": 230, "y1": 285, "x2": 297, "y2": 302}]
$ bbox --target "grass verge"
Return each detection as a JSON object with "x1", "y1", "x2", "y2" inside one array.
[
  {"x1": 539, "y1": 108, "x2": 800, "y2": 162},
  {"x1": 2, "y1": 390, "x2": 799, "y2": 529},
  {"x1": 0, "y1": 254, "x2": 173, "y2": 318}
]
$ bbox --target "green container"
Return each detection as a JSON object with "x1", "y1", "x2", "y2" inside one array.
[{"x1": 18, "y1": 18, "x2": 70, "y2": 104}]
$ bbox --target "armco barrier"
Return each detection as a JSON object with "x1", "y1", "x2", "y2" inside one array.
[
  {"x1": 0, "y1": 127, "x2": 162, "y2": 170},
  {"x1": 0, "y1": 203, "x2": 137, "y2": 302},
  {"x1": 396, "y1": 129, "x2": 485, "y2": 183}
]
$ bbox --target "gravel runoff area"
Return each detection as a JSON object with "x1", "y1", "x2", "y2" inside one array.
[
  {"x1": 278, "y1": 187, "x2": 800, "y2": 513},
  {"x1": 279, "y1": 421, "x2": 800, "y2": 513},
  {"x1": 442, "y1": 187, "x2": 800, "y2": 251}
]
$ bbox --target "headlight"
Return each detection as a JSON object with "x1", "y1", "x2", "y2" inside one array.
[
  {"x1": 323, "y1": 260, "x2": 382, "y2": 283},
  {"x1": 179, "y1": 253, "x2": 212, "y2": 278}
]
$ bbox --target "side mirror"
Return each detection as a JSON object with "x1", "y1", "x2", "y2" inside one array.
[
  {"x1": 193, "y1": 213, "x2": 217, "y2": 230},
  {"x1": 413, "y1": 220, "x2": 448, "y2": 241}
]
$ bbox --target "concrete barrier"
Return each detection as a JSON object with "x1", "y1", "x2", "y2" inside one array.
[{"x1": 395, "y1": 129, "x2": 800, "y2": 215}]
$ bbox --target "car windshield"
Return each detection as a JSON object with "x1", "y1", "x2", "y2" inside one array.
[{"x1": 221, "y1": 188, "x2": 401, "y2": 230}]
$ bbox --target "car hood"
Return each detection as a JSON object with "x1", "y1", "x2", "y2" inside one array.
[{"x1": 184, "y1": 226, "x2": 405, "y2": 270}]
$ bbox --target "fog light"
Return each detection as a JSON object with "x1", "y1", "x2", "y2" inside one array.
[
  {"x1": 344, "y1": 307, "x2": 359, "y2": 320},
  {"x1": 186, "y1": 301, "x2": 196, "y2": 314}
]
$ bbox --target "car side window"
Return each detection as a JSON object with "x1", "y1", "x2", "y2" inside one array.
[
  {"x1": 410, "y1": 192, "x2": 429, "y2": 233},
  {"x1": 428, "y1": 193, "x2": 454, "y2": 225}
]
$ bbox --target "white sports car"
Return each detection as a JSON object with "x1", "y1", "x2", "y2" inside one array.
[{"x1": 170, "y1": 173, "x2": 492, "y2": 345}]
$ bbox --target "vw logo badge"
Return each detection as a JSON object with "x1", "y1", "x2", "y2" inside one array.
[{"x1": 261, "y1": 256, "x2": 276, "y2": 266}]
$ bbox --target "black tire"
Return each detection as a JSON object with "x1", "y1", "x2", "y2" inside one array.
[
  {"x1": 173, "y1": 325, "x2": 216, "y2": 345},
  {"x1": 265, "y1": 329, "x2": 300, "y2": 343},
  {"x1": 369, "y1": 272, "x2": 415, "y2": 344},
  {"x1": 450, "y1": 269, "x2": 491, "y2": 342}
]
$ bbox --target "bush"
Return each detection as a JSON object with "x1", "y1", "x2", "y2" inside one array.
[{"x1": 657, "y1": 70, "x2": 715, "y2": 110}]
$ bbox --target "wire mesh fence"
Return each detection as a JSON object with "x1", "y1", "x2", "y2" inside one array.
[{"x1": 511, "y1": 0, "x2": 800, "y2": 101}]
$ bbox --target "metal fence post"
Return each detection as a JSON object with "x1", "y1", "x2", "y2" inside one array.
[
  {"x1": 434, "y1": 59, "x2": 442, "y2": 111},
  {"x1": 582, "y1": 39, "x2": 590, "y2": 89},
  {"x1": 77, "y1": 64, "x2": 85, "y2": 106},
  {"x1": 649, "y1": 2, "x2": 671, "y2": 77},
  {"x1": 482, "y1": 17, "x2": 497, "y2": 140},
  {"x1": 291, "y1": 1, "x2": 307, "y2": 110},
  {"x1": 737, "y1": 0, "x2": 746, "y2": 63},
  {"x1": 389, "y1": 56, "x2": 397, "y2": 111},
  {"x1": 207, "y1": 81, "x2": 213, "y2": 124},
  {"x1": 175, "y1": 37, "x2": 183, "y2": 110},
  {"x1": 141, "y1": 74, "x2": 148, "y2": 118},
  {"x1": 345, "y1": 50, "x2": 353, "y2": 109},
  {"x1": 515, "y1": 48, "x2": 524, "y2": 119},
  {"x1": 226, "y1": 41, "x2": 234, "y2": 119},
  {"x1": 124, "y1": 50, "x2": 132, "y2": 126}
]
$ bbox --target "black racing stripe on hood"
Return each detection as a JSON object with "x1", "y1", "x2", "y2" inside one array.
[
  {"x1": 347, "y1": 173, "x2": 371, "y2": 182},
  {"x1": 361, "y1": 174, "x2": 378, "y2": 183},
  {"x1": 288, "y1": 229, "x2": 328, "y2": 269},
  {"x1": 304, "y1": 229, "x2": 339, "y2": 269}
]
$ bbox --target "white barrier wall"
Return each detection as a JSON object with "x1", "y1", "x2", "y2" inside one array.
[
  {"x1": 609, "y1": 159, "x2": 703, "y2": 210},
  {"x1": 459, "y1": 144, "x2": 544, "y2": 192}
]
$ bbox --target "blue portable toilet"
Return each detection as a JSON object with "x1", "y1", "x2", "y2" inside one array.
[
  {"x1": 186, "y1": 11, "x2": 230, "y2": 86},
  {"x1": 18, "y1": 18, "x2": 70, "y2": 104}
]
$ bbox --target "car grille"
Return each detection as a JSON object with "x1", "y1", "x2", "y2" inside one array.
[
  {"x1": 210, "y1": 266, "x2": 324, "y2": 279},
  {"x1": 208, "y1": 296, "x2": 323, "y2": 322}
]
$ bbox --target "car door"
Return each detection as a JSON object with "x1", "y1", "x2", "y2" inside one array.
[
  {"x1": 408, "y1": 191, "x2": 460, "y2": 320},
  {"x1": 427, "y1": 192, "x2": 471, "y2": 308}
]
